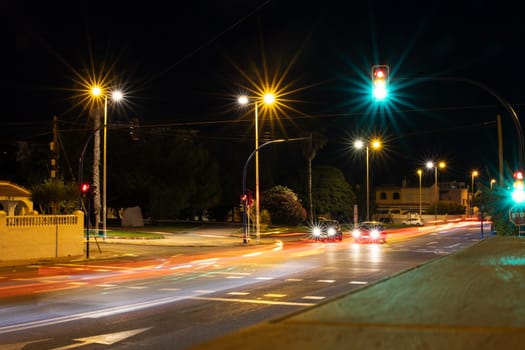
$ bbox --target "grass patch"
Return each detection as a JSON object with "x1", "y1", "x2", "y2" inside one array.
[{"x1": 106, "y1": 231, "x2": 165, "y2": 239}]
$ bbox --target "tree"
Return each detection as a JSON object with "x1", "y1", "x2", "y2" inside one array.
[
  {"x1": 302, "y1": 132, "x2": 327, "y2": 223},
  {"x1": 31, "y1": 179, "x2": 79, "y2": 214},
  {"x1": 311, "y1": 165, "x2": 356, "y2": 221},
  {"x1": 261, "y1": 185, "x2": 306, "y2": 226},
  {"x1": 106, "y1": 128, "x2": 221, "y2": 220}
]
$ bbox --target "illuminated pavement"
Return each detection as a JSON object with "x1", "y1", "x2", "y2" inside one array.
[
  {"x1": 189, "y1": 235, "x2": 525, "y2": 350},
  {"x1": 0, "y1": 222, "x2": 481, "y2": 268}
]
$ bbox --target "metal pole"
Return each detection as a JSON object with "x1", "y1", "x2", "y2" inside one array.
[
  {"x1": 254, "y1": 103, "x2": 260, "y2": 243},
  {"x1": 242, "y1": 138, "x2": 307, "y2": 243},
  {"x1": 103, "y1": 95, "x2": 107, "y2": 239},
  {"x1": 366, "y1": 146, "x2": 370, "y2": 221},
  {"x1": 434, "y1": 167, "x2": 438, "y2": 224},
  {"x1": 418, "y1": 170, "x2": 422, "y2": 217},
  {"x1": 470, "y1": 174, "x2": 474, "y2": 218}
]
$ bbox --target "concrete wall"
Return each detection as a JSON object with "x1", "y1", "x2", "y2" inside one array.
[{"x1": 0, "y1": 210, "x2": 84, "y2": 262}]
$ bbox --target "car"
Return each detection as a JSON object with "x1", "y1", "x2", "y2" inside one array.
[
  {"x1": 352, "y1": 221, "x2": 387, "y2": 243},
  {"x1": 402, "y1": 217, "x2": 424, "y2": 226},
  {"x1": 312, "y1": 219, "x2": 343, "y2": 242}
]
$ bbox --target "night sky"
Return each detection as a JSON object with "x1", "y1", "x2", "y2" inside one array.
[{"x1": 11, "y1": 0, "x2": 525, "y2": 187}]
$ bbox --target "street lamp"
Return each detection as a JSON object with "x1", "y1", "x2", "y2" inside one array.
[
  {"x1": 426, "y1": 161, "x2": 446, "y2": 223},
  {"x1": 490, "y1": 178, "x2": 496, "y2": 190},
  {"x1": 471, "y1": 170, "x2": 478, "y2": 218},
  {"x1": 354, "y1": 138, "x2": 382, "y2": 221},
  {"x1": 417, "y1": 169, "x2": 423, "y2": 217},
  {"x1": 90, "y1": 86, "x2": 123, "y2": 239},
  {"x1": 238, "y1": 93, "x2": 276, "y2": 242}
]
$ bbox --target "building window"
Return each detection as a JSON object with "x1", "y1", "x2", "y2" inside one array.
[
  {"x1": 380, "y1": 192, "x2": 387, "y2": 200},
  {"x1": 393, "y1": 192, "x2": 400, "y2": 200}
]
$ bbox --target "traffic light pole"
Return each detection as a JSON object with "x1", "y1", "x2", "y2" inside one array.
[
  {"x1": 242, "y1": 137, "x2": 309, "y2": 243},
  {"x1": 406, "y1": 76, "x2": 524, "y2": 170}
]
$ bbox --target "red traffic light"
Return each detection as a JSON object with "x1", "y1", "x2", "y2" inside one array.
[
  {"x1": 371, "y1": 64, "x2": 389, "y2": 101},
  {"x1": 373, "y1": 68, "x2": 385, "y2": 79},
  {"x1": 513, "y1": 171, "x2": 523, "y2": 180},
  {"x1": 80, "y1": 183, "x2": 91, "y2": 195}
]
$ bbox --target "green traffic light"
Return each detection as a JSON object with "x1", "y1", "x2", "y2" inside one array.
[{"x1": 371, "y1": 65, "x2": 389, "y2": 101}]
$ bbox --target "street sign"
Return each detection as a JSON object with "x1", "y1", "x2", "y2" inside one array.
[{"x1": 509, "y1": 205, "x2": 525, "y2": 225}]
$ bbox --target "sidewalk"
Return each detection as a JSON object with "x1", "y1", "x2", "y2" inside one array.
[{"x1": 190, "y1": 236, "x2": 525, "y2": 350}]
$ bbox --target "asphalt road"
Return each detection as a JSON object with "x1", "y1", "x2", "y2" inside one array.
[{"x1": 0, "y1": 223, "x2": 485, "y2": 349}]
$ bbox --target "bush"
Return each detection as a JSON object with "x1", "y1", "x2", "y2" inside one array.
[{"x1": 262, "y1": 186, "x2": 307, "y2": 226}]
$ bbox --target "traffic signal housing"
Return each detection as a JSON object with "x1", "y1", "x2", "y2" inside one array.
[
  {"x1": 80, "y1": 183, "x2": 92, "y2": 198},
  {"x1": 512, "y1": 170, "x2": 525, "y2": 203},
  {"x1": 371, "y1": 64, "x2": 389, "y2": 101}
]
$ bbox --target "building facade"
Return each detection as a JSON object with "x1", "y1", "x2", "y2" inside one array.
[{"x1": 374, "y1": 180, "x2": 468, "y2": 218}]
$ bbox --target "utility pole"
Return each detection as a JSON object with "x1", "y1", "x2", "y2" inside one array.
[
  {"x1": 497, "y1": 114, "x2": 504, "y2": 186},
  {"x1": 50, "y1": 115, "x2": 58, "y2": 180}
]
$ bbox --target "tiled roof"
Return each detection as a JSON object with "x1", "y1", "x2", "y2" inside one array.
[{"x1": 0, "y1": 181, "x2": 31, "y2": 198}]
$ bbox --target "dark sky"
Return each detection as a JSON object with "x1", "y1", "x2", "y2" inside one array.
[{"x1": 11, "y1": 0, "x2": 525, "y2": 186}]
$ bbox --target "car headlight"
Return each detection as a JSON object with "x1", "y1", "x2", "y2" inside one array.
[
  {"x1": 352, "y1": 229, "x2": 361, "y2": 238},
  {"x1": 313, "y1": 227, "x2": 322, "y2": 237},
  {"x1": 370, "y1": 229, "x2": 380, "y2": 239},
  {"x1": 327, "y1": 227, "x2": 336, "y2": 236}
]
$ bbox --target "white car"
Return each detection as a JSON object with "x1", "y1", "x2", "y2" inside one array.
[{"x1": 402, "y1": 218, "x2": 424, "y2": 226}]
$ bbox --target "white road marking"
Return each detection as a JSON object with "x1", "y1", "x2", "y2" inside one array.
[
  {"x1": 349, "y1": 281, "x2": 368, "y2": 285},
  {"x1": 193, "y1": 290, "x2": 215, "y2": 294},
  {"x1": 49, "y1": 327, "x2": 151, "y2": 349},
  {"x1": 302, "y1": 296, "x2": 326, "y2": 300},
  {"x1": 190, "y1": 296, "x2": 314, "y2": 306},
  {"x1": 255, "y1": 277, "x2": 273, "y2": 280},
  {"x1": 264, "y1": 293, "x2": 287, "y2": 298},
  {"x1": 127, "y1": 286, "x2": 148, "y2": 290},
  {"x1": 159, "y1": 288, "x2": 180, "y2": 291},
  {"x1": 96, "y1": 284, "x2": 118, "y2": 288},
  {"x1": 285, "y1": 278, "x2": 303, "y2": 282},
  {"x1": 316, "y1": 279, "x2": 335, "y2": 283},
  {"x1": 228, "y1": 292, "x2": 250, "y2": 296}
]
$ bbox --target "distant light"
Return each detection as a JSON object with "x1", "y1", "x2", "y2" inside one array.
[
  {"x1": 112, "y1": 90, "x2": 124, "y2": 102},
  {"x1": 371, "y1": 139, "x2": 381, "y2": 150},
  {"x1": 426, "y1": 161, "x2": 434, "y2": 169},
  {"x1": 354, "y1": 139, "x2": 364, "y2": 150},
  {"x1": 91, "y1": 86, "x2": 102, "y2": 97},
  {"x1": 238, "y1": 95, "x2": 249, "y2": 105},
  {"x1": 263, "y1": 93, "x2": 275, "y2": 105}
]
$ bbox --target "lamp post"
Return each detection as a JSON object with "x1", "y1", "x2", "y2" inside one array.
[
  {"x1": 426, "y1": 161, "x2": 445, "y2": 223},
  {"x1": 238, "y1": 93, "x2": 275, "y2": 242},
  {"x1": 354, "y1": 138, "x2": 381, "y2": 221},
  {"x1": 471, "y1": 170, "x2": 478, "y2": 218},
  {"x1": 90, "y1": 87, "x2": 123, "y2": 239},
  {"x1": 490, "y1": 179, "x2": 496, "y2": 190},
  {"x1": 417, "y1": 169, "x2": 422, "y2": 217}
]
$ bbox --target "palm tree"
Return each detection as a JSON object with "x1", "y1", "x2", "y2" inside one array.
[{"x1": 302, "y1": 132, "x2": 327, "y2": 223}]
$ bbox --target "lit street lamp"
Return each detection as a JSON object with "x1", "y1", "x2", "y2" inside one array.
[
  {"x1": 490, "y1": 178, "x2": 496, "y2": 190},
  {"x1": 238, "y1": 93, "x2": 275, "y2": 242},
  {"x1": 417, "y1": 169, "x2": 423, "y2": 217},
  {"x1": 90, "y1": 86, "x2": 123, "y2": 238},
  {"x1": 354, "y1": 138, "x2": 382, "y2": 221},
  {"x1": 471, "y1": 170, "x2": 478, "y2": 218},
  {"x1": 426, "y1": 161, "x2": 446, "y2": 223}
]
